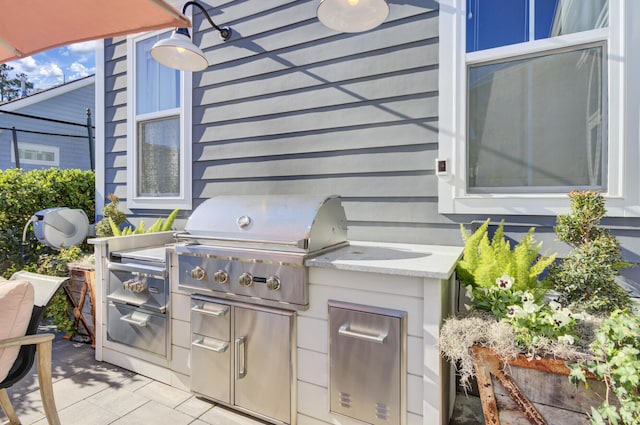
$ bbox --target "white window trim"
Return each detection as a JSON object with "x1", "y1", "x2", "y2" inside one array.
[
  {"x1": 126, "y1": 30, "x2": 193, "y2": 211},
  {"x1": 12, "y1": 142, "x2": 59, "y2": 167},
  {"x1": 437, "y1": 0, "x2": 640, "y2": 217}
]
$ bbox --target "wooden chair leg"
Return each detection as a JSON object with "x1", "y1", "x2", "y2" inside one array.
[
  {"x1": 0, "y1": 388, "x2": 20, "y2": 425},
  {"x1": 36, "y1": 339, "x2": 61, "y2": 425}
]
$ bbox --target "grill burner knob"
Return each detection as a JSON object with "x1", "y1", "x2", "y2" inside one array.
[
  {"x1": 214, "y1": 270, "x2": 229, "y2": 284},
  {"x1": 123, "y1": 279, "x2": 145, "y2": 293},
  {"x1": 266, "y1": 276, "x2": 281, "y2": 291},
  {"x1": 238, "y1": 272, "x2": 254, "y2": 287},
  {"x1": 191, "y1": 266, "x2": 207, "y2": 281}
]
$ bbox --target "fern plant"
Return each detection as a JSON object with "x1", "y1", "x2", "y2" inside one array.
[{"x1": 457, "y1": 218, "x2": 556, "y2": 292}]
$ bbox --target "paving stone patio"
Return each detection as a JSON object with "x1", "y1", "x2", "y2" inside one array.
[{"x1": 1, "y1": 325, "x2": 484, "y2": 425}]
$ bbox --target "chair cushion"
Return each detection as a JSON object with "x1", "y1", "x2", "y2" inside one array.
[{"x1": 0, "y1": 278, "x2": 35, "y2": 382}]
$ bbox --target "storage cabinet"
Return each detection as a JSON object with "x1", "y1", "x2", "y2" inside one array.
[
  {"x1": 190, "y1": 296, "x2": 296, "y2": 425},
  {"x1": 328, "y1": 300, "x2": 407, "y2": 425}
]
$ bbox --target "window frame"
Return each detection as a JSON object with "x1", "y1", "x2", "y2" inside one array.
[
  {"x1": 126, "y1": 30, "x2": 192, "y2": 210},
  {"x1": 437, "y1": 0, "x2": 640, "y2": 216},
  {"x1": 12, "y1": 142, "x2": 59, "y2": 167}
]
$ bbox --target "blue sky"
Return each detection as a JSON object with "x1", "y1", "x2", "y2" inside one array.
[{"x1": 5, "y1": 41, "x2": 96, "y2": 91}]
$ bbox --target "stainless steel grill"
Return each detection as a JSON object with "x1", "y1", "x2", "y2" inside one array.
[
  {"x1": 175, "y1": 194, "x2": 348, "y2": 310},
  {"x1": 175, "y1": 194, "x2": 348, "y2": 425}
]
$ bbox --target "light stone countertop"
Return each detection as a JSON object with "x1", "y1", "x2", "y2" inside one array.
[{"x1": 306, "y1": 240, "x2": 464, "y2": 279}]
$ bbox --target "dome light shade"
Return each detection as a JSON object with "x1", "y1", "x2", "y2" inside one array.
[
  {"x1": 317, "y1": 0, "x2": 389, "y2": 33},
  {"x1": 150, "y1": 1, "x2": 232, "y2": 72},
  {"x1": 151, "y1": 28, "x2": 208, "y2": 72}
]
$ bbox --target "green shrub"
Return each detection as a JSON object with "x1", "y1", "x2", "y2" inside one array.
[
  {"x1": 0, "y1": 168, "x2": 95, "y2": 276},
  {"x1": 0, "y1": 168, "x2": 95, "y2": 335},
  {"x1": 546, "y1": 190, "x2": 632, "y2": 315}
]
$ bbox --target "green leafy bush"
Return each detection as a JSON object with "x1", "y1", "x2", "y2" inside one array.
[
  {"x1": 95, "y1": 194, "x2": 178, "y2": 237},
  {"x1": 0, "y1": 168, "x2": 94, "y2": 335},
  {"x1": 94, "y1": 193, "x2": 127, "y2": 237},
  {"x1": 0, "y1": 168, "x2": 95, "y2": 276},
  {"x1": 546, "y1": 190, "x2": 632, "y2": 314},
  {"x1": 569, "y1": 310, "x2": 640, "y2": 425}
]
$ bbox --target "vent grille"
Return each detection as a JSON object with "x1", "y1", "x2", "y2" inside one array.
[
  {"x1": 376, "y1": 402, "x2": 390, "y2": 420},
  {"x1": 338, "y1": 392, "x2": 351, "y2": 408}
]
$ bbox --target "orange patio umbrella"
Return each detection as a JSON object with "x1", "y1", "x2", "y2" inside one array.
[{"x1": 0, "y1": 0, "x2": 190, "y2": 64}]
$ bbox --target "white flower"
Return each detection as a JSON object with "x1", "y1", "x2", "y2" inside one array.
[
  {"x1": 496, "y1": 274, "x2": 513, "y2": 290},
  {"x1": 464, "y1": 304, "x2": 472, "y2": 311},
  {"x1": 522, "y1": 301, "x2": 540, "y2": 314},
  {"x1": 557, "y1": 334, "x2": 575, "y2": 345},
  {"x1": 552, "y1": 309, "x2": 572, "y2": 327},
  {"x1": 549, "y1": 300, "x2": 562, "y2": 311},
  {"x1": 465, "y1": 285, "x2": 475, "y2": 300},
  {"x1": 521, "y1": 291, "x2": 535, "y2": 303},
  {"x1": 507, "y1": 305, "x2": 523, "y2": 318}
]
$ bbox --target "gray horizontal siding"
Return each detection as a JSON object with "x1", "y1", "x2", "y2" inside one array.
[
  {"x1": 189, "y1": 1, "x2": 442, "y2": 243},
  {"x1": 100, "y1": 1, "x2": 640, "y2": 295}
]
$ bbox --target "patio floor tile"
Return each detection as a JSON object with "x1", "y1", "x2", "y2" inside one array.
[
  {"x1": 133, "y1": 380, "x2": 192, "y2": 408},
  {"x1": 110, "y1": 400, "x2": 194, "y2": 425},
  {"x1": 175, "y1": 396, "x2": 215, "y2": 418},
  {"x1": 86, "y1": 385, "x2": 151, "y2": 417}
]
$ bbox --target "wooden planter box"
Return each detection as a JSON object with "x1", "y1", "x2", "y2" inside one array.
[
  {"x1": 64, "y1": 264, "x2": 96, "y2": 348},
  {"x1": 471, "y1": 345, "x2": 607, "y2": 425}
]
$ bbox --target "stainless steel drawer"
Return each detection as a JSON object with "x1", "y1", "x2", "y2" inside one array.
[
  {"x1": 191, "y1": 336, "x2": 231, "y2": 404},
  {"x1": 108, "y1": 262, "x2": 167, "y2": 313},
  {"x1": 328, "y1": 300, "x2": 407, "y2": 425},
  {"x1": 191, "y1": 299, "x2": 231, "y2": 340},
  {"x1": 107, "y1": 302, "x2": 167, "y2": 357}
]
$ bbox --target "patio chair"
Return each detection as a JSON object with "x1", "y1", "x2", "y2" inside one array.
[{"x1": 0, "y1": 271, "x2": 69, "y2": 425}]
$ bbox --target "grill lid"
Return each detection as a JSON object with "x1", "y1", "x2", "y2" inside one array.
[{"x1": 181, "y1": 194, "x2": 348, "y2": 252}]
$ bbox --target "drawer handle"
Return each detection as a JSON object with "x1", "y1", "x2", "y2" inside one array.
[
  {"x1": 338, "y1": 324, "x2": 388, "y2": 343},
  {"x1": 192, "y1": 338, "x2": 229, "y2": 353},
  {"x1": 120, "y1": 312, "x2": 150, "y2": 327},
  {"x1": 192, "y1": 305, "x2": 229, "y2": 317}
]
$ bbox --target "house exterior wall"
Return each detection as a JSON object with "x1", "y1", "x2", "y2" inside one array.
[
  {"x1": 0, "y1": 77, "x2": 95, "y2": 171},
  {"x1": 98, "y1": 1, "x2": 640, "y2": 294}
]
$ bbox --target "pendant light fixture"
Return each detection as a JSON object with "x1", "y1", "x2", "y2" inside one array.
[
  {"x1": 151, "y1": 1, "x2": 231, "y2": 72},
  {"x1": 317, "y1": 0, "x2": 389, "y2": 33}
]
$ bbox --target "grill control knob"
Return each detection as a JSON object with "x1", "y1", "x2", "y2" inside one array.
[
  {"x1": 266, "y1": 276, "x2": 281, "y2": 291},
  {"x1": 191, "y1": 266, "x2": 207, "y2": 281},
  {"x1": 123, "y1": 279, "x2": 146, "y2": 293},
  {"x1": 214, "y1": 270, "x2": 229, "y2": 284},
  {"x1": 238, "y1": 272, "x2": 254, "y2": 287}
]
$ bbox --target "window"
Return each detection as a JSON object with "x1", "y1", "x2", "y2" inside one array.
[
  {"x1": 11, "y1": 143, "x2": 59, "y2": 167},
  {"x1": 438, "y1": 0, "x2": 638, "y2": 216},
  {"x1": 127, "y1": 31, "x2": 192, "y2": 210}
]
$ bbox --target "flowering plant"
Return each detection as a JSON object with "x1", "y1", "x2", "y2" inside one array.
[{"x1": 466, "y1": 273, "x2": 580, "y2": 357}]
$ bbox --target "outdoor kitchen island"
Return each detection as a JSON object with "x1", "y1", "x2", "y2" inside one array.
[{"x1": 92, "y1": 233, "x2": 462, "y2": 425}]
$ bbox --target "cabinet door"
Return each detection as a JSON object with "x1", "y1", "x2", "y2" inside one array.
[
  {"x1": 329, "y1": 304, "x2": 405, "y2": 425},
  {"x1": 234, "y1": 306, "x2": 293, "y2": 424}
]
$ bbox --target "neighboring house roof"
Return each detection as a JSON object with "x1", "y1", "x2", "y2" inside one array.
[{"x1": 0, "y1": 74, "x2": 95, "y2": 110}]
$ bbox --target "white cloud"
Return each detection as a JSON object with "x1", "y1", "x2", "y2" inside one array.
[
  {"x1": 66, "y1": 41, "x2": 96, "y2": 60},
  {"x1": 38, "y1": 63, "x2": 64, "y2": 84},
  {"x1": 5, "y1": 42, "x2": 96, "y2": 90},
  {"x1": 11, "y1": 56, "x2": 37, "y2": 74},
  {"x1": 68, "y1": 62, "x2": 94, "y2": 80}
]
